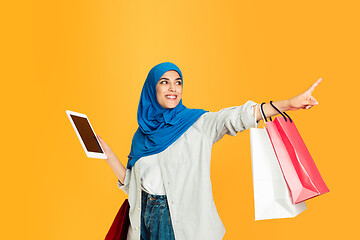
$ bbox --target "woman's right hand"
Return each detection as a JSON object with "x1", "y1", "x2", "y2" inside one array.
[{"x1": 96, "y1": 133, "x2": 115, "y2": 160}]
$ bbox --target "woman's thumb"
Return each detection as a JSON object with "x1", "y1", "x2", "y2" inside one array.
[{"x1": 309, "y1": 96, "x2": 318, "y2": 105}]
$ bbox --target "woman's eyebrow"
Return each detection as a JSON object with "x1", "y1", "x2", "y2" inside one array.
[{"x1": 158, "y1": 77, "x2": 182, "y2": 81}]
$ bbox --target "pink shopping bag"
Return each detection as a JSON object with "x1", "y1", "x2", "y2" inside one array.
[{"x1": 260, "y1": 102, "x2": 329, "y2": 204}]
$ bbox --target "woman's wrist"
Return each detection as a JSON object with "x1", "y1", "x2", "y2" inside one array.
[
  {"x1": 285, "y1": 98, "x2": 298, "y2": 111},
  {"x1": 105, "y1": 151, "x2": 117, "y2": 162},
  {"x1": 270, "y1": 99, "x2": 291, "y2": 112},
  {"x1": 281, "y1": 99, "x2": 292, "y2": 111}
]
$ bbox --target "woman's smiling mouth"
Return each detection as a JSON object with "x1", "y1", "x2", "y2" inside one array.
[{"x1": 166, "y1": 95, "x2": 177, "y2": 100}]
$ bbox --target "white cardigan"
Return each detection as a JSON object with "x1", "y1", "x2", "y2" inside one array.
[
  {"x1": 117, "y1": 100, "x2": 259, "y2": 240},
  {"x1": 137, "y1": 153, "x2": 166, "y2": 195}
]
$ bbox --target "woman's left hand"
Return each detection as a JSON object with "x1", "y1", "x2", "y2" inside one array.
[{"x1": 287, "y1": 78, "x2": 322, "y2": 111}]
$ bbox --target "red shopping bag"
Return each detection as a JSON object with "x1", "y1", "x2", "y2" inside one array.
[
  {"x1": 105, "y1": 199, "x2": 130, "y2": 240},
  {"x1": 260, "y1": 102, "x2": 329, "y2": 204}
]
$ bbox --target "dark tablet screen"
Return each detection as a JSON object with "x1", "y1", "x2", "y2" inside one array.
[{"x1": 70, "y1": 114, "x2": 103, "y2": 153}]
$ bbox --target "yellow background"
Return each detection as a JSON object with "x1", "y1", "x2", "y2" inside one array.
[{"x1": 1, "y1": 0, "x2": 359, "y2": 239}]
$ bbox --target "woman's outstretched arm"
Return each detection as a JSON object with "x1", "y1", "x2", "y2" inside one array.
[
  {"x1": 253, "y1": 78, "x2": 322, "y2": 121},
  {"x1": 96, "y1": 134, "x2": 127, "y2": 184}
]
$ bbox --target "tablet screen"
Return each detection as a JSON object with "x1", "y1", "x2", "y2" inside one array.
[{"x1": 70, "y1": 114, "x2": 104, "y2": 153}]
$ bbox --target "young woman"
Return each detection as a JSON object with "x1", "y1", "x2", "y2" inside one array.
[{"x1": 97, "y1": 62, "x2": 321, "y2": 240}]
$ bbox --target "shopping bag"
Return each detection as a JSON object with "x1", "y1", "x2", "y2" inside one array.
[
  {"x1": 262, "y1": 101, "x2": 329, "y2": 204},
  {"x1": 105, "y1": 199, "x2": 130, "y2": 240},
  {"x1": 250, "y1": 104, "x2": 306, "y2": 220}
]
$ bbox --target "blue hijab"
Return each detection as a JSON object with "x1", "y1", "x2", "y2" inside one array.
[{"x1": 127, "y1": 62, "x2": 208, "y2": 169}]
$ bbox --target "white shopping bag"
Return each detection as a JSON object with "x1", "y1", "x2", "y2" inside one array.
[{"x1": 250, "y1": 104, "x2": 307, "y2": 221}]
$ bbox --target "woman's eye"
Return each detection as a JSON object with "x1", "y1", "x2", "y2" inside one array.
[{"x1": 160, "y1": 81, "x2": 182, "y2": 85}]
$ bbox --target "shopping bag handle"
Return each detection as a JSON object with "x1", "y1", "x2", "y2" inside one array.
[
  {"x1": 260, "y1": 102, "x2": 271, "y2": 122},
  {"x1": 254, "y1": 103, "x2": 268, "y2": 126},
  {"x1": 269, "y1": 101, "x2": 293, "y2": 123},
  {"x1": 254, "y1": 103, "x2": 259, "y2": 126}
]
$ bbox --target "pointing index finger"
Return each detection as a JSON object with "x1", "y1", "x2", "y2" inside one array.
[{"x1": 308, "y1": 77, "x2": 322, "y2": 93}]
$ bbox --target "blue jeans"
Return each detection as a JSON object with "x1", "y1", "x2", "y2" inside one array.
[{"x1": 141, "y1": 190, "x2": 175, "y2": 240}]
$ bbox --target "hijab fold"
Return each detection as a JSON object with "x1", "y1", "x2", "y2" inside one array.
[{"x1": 127, "y1": 62, "x2": 208, "y2": 169}]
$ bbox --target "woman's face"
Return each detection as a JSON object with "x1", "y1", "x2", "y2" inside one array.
[{"x1": 156, "y1": 70, "x2": 183, "y2": 109}]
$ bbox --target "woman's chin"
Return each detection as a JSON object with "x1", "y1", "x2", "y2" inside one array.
[{"x1": 165, "y1": 103, "x2": 178, "y2": 109}]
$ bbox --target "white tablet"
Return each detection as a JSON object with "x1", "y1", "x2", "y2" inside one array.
[{"x1": 66, "y1": 110, "x2": 107, "y2": 159}]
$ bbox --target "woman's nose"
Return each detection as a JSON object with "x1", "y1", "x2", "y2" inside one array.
[{"x1": 168, "y1": 82, "x2": 176, "y2": 91}]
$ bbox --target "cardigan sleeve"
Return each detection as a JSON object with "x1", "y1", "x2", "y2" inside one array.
[
  {"x1": 200, "y1": 100, "x2": 259, "y2": 145},
  {"x1": 117, "y1": 169, "x2": 131, "y2": 195}
]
